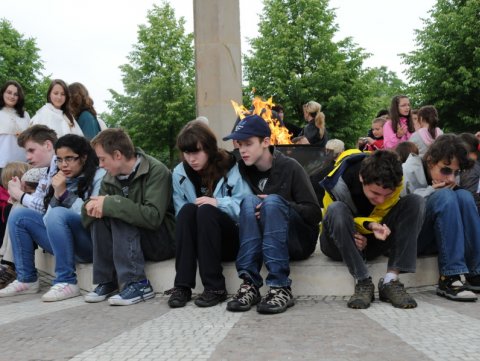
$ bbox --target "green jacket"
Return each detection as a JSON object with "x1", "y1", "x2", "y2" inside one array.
[{"x1": 82, "y1": 149, "x2": 175, "y2": 238}]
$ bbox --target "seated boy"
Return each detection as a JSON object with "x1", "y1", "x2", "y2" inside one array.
[
  {"x1": 223, "y1": 115, "x2": 321, "y2": 314},
  {"x1": 320, "y1": 149, "x2": 424, "y2": 309}
]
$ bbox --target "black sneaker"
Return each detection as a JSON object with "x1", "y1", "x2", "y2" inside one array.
[
  {"x1": 437, "y1": 275, "x2": 477, "y2": 301},
  {"x1": 108, "y1": 280, "x2": 155, "y2": 306},
  {"x1": 84, "y1": 282, "x2": 118, "y2": 303},
  {"x1": 166, "y1": 287, "x2": 192, "y2": 308},
  {"x1": 194, "y1": 289, "x2": 228, "y2": 307},
  {"x1": 256, "y1": 286, "x2": 294, "y2": 314},
  {"x1": 464, "y1": 274, "x2": 480, "y2": 293},
  {"x1": 347, "y1": 278, "x2": 374, "y2": 309},
  {"x1": 227, "y1": 280, "x2": 261, "y2": 312},
  {"x1": 378, "y1": 278, "x2": 417, "y2": 309}
]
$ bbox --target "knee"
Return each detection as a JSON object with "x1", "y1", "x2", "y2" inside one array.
[
  {"x1": 45, "y1": 207, "x2": 68, "y2": 224},
  {"x1": 177, "y1": 203, "x2": 197, "y2": 220},
  {"x1": 325, "y1": 201, "x2": 350, "y2": 219},
  {"x1": 240, "y1": 194, "x2": 261, "y2": 210},
  {"x1": 430, "y1": 188, "x2": 456, "y2": 205},
  {"x1": 196, "y1": 204, "x2": 217, "y2": 219},
  {"x1": 259, "y1": 194, "x2": 288, "y2": 217},
  {"x1": 7, "y1": 207, "x2": 36, "y2": 227},
  {"x1": 455, "y1": 189, "x2": 476, "y2": 206}
]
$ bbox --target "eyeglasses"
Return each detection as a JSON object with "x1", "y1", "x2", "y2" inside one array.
[
  {"x1": 439, "y1": 166, "x2": 462, "y2": 177},
  {"x1": 55, "y1": 156, "x2": 80, "y2": 165}
]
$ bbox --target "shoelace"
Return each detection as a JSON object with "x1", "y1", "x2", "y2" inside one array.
[{"x1": 122, "y1": 282, "x2": 148, "y2": 302}]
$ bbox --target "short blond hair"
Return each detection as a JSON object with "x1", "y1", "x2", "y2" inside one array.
[{"x1": 1, "y1": 162, "x2": 31, "y2": 188}]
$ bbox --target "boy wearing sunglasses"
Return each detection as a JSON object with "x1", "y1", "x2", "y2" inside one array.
[{"x1": 402, "y1": 134, "x2": 480, "y2": 301}]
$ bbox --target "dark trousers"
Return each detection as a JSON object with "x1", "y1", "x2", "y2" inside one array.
[
  {"x1": 174, "y1": 204, "x2": 239, "y2": 291},
  {"x1": 320, "y1": 194, "x2": 425, "y2": 280},
  {"x1": 91, "y1": 217, "x2": 175, "y2": 287}
]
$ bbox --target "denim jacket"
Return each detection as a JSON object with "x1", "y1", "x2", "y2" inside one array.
[{"x1": 172, "y1": 162, "x2": 252, "y2": 223}]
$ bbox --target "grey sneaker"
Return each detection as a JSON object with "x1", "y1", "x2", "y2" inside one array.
[
  {"x1": 378, "y1": 278, "x2": 417, "y2": 309},
  {"x1": 347, "y1": 278, "x2": 374, "y2": 309},
  {"x1": 227, "y1": 280, "x2": 261, "y2": 312},
  {"x1": 256, "y1": 286, "x2": 294, "y2": 314}
]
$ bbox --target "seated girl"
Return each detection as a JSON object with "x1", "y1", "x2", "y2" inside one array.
[
  {"x1": 167, "y1": 120, "x2": 252, "y2": 308},
  {"x1": 0, "y1": 134, "x2": 105, "y2": 301}
]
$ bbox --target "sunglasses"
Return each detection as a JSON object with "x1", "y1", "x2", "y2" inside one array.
[{"x1": 439, "y1": 166, "x2": 462, "y2": 177}]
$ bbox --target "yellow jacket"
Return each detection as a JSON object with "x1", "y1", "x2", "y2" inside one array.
[{"x1": 321, "y1": 149, "x2": 402, "y2": 234}]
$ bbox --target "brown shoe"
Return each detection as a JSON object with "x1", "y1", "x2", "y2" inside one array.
[{"x1": 0, "y1": 264, "x2": 16, "y2": 290}]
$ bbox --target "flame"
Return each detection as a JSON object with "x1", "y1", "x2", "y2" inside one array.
[{"x1": 230, "y1": 97, "x2": 293, "y2": 145}]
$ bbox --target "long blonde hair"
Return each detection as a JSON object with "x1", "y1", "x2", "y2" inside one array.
[
  {"x1": 1, "y1": 162, "x2": 31, "y2": 188},
  {"x1": 303, "y1": 101, "x2": 326, "y2": 138}
]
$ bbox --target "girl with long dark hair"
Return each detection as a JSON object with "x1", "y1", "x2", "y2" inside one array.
[{"x1": 167, "y1": 120, "x2": 252, "y2": 308}]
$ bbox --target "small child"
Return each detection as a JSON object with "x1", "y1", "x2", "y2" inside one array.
[
  {"x1": 358, "y1": 117, "x2": 386, "y2": 151},
  {"x1": 0, "y1": 164, "x2": 43, "y2": 290}
]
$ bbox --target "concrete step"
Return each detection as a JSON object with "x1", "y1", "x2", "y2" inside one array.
[{"x1": 35, "y1": 245, "x2": 439, "y2": 296}]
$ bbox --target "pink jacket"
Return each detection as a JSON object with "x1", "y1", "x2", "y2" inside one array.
[{"x1": 383, "y1": 117, "x2": 412, "y2": 149}]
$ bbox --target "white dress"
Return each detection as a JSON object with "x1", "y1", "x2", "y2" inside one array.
[
  {"x1": 30, "y1": 103, "x2": 84, "y2": 137},
  {"x1": 0, "y1": 107, "x2": 30, "y2": 167}
]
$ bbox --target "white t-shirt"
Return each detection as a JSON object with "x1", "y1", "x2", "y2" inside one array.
[
  {"x1": 0, "y1": 107, "x2": 30, "y2": 167},
  {"x1": 31, "y1": 103, "x2": 83, "y2": 137}
]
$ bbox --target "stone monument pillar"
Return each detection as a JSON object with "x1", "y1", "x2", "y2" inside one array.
[{"x1": 193, "y1": 0, "x2": 242, "y2": 148}]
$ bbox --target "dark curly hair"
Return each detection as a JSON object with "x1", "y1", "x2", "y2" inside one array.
[
  {"x1": 360, "y1": 150, "x2": 403, "y2": 190},
  {"x1": 423, "y1": 134, "x2": 474, "y2": 171},
  {"x1": 44, "y1": 134, "x2": 99, "y2": 209}
]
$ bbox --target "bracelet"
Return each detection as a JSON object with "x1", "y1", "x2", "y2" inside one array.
[{"x1": 19, "y1": 192, "x2": 26, "y2": 205}]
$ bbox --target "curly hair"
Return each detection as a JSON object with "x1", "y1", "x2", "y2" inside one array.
[
  {"x1": 0, "y1": 80, "x2": 26, "y2": 117},
  {"x1": 43, "y1": 134, "x2": 99, "y2": 209},
  {"x1": 360, "y1": 150, "x2": 403, "y2": 190},
  {"x1": 423, "y1": 134, "x2": 474, "y2": 171}
]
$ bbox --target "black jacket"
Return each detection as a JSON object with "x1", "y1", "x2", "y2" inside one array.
[{"x1": 238, "y1": 146, "x2": 321, "y2": 227}]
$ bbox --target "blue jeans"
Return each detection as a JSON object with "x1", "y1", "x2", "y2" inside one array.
[
  {"x1": 8, "y1": 207, "x2": 92, "y2": 284},
  {"x1": 236, "y1": 194, "x2": 317, "y2": 288},
  {"x1": 418, "y1": 188, "x2": 480, "y2": 276}
]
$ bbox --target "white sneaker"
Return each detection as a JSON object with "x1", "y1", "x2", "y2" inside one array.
[
  {"x1": 0, "y1": 279, "x2": 39, "y2": 297},
  {"x1": 42, "y1": 283, "x2": 80, "y2": 302}
]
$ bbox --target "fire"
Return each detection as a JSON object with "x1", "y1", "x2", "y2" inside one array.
[{"x1": 231, "y1": 97, "x2": 293, "y2": 145}]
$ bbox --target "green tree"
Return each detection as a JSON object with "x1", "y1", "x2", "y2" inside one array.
[
  {"x1": 363, "y1": 66, "x2": 408, "y2": 117},
  {"x1": 243, "y1": 0, "x2": 379, "y2": 146},
  {"x1": 403, "y1": 0, "x2": 480, "y2": 132},
  {"x1": 0, "y1": 19, "x2": 49, "y2": 114},
  {"x1": 104, "y1": 2, "x2": 195, "y2": 166}
]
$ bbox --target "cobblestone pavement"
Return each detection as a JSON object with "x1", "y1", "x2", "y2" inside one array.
[{"x1": 1, "y1": 275, "x2": 479, "y2": 361}]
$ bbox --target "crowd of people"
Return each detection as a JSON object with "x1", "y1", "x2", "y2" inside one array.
[{"x1": 1, "y1": 80, "x2": 479, "y2": 315}]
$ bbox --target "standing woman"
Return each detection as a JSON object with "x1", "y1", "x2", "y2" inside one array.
[
  {"x1": 31, "y1": 79, "x2": 83, "y2": 137},
  {"x1": 0, "y1": 80, "x2": 30, "y2": 169},
  {"x1": 383, "y1": 95, "x2": 415, "y2": 149},
  {"x1": 68, "y1": 82, "x2": 101, "y2": 140},
  {"x1": 294, "y1": 101, "x2": 328, "y2": 147},
  {"x1": 167, "y1": 120, "x2": 252, "y2": 308},
  {"x1": 0, "y1": 134, "x2": 105, "y2": 301}
]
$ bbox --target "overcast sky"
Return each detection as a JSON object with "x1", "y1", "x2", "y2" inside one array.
[{"x1": 1, "y1": 0, "x2": 436, "y2": 114}]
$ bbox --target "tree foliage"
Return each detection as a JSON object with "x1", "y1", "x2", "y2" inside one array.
[
  {"x1": 0, "y1": 19, "x2": 49, "y2": 114},
  {"x1": 104, "y1": 2, "x2": 195, "y2": 166},
  {"x1": 403, "y1": 0, "x2": 480, "y2": 132},
  {"x1": 243, "y1": 0, "x2": 395, "y2": 146}
]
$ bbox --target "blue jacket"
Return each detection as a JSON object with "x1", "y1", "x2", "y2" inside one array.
[{"x1": 172, "y1": 161, "x2": 252, "y2": 223}]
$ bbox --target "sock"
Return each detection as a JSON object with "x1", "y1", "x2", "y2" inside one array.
[{"x1": 383, "y1": 272, "x2": 398, "y2": 284}]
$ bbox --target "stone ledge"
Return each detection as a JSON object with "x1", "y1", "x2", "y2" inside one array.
[{"x1": 35, "y1": 246, "x2": 439, "y2": 296}]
